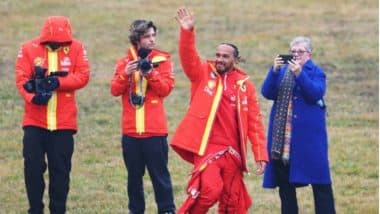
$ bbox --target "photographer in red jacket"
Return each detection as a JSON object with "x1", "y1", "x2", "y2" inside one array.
[
  {"x1": 15, "y1": 16, "x2": 90, "y2": 213},
  {"x1": 110, "y1": 20, "x2": 175, "y2": 214},
  {"x1": 171, "y1": 7, "x2": 268, "y2": 213}
]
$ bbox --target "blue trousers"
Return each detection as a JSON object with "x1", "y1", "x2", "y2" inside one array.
[
  {"x1": 273, "y1": 161, "x2": 336, "y2": 214},
  {"x1": 122, "y1": 135, "x2": 175, "y2": 214},
  {"x1": 23, "y1": 126, "x2": 74, "y2": 214}
]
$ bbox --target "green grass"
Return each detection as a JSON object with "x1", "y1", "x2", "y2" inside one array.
[{"x1": 0, "y1": 0, "x2": 378, "y2": 213}]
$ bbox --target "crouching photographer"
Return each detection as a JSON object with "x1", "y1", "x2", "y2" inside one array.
[
  {"x1": 15, "y1": 16, "x2": 90, "y2": 214},
  {"x1": 110, "y1": 19, "x2": 176, "y2": 213}
]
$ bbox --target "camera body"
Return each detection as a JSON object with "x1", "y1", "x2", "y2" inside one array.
[
  {"x1": 136, "y1": 58, "x2": 152, "y2": 74},
  {"x1": 23, "y1": 66, "x2": 49, "y2": 93},
  {"x1": 279, "y1": 54, "x2": 294, "y2": 64},
  {"x1": 23, "y1": 66, "x2": 67, "y2": 94},
  {"x1": 128, "y1": 47, "x2": 167, "y2": 107},
  {"x1": 135, "y1": 47, "x2": 153, "y2": 74}
]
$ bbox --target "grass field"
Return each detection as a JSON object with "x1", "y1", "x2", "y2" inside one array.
[{"x1": 0, "y1": 0, "x2": 378, "y2": 213}]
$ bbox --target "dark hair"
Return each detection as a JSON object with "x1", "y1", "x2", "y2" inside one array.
[
  {"x1": 220, "y1": 42, "x2": 245, "y2": 63},
  {"x1": 128, "y1": 20, "x2": 157, "y2": 46}
]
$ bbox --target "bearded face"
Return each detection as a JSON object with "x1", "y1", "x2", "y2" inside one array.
[{"x1": 214, "y1": 44, "x2": 237, "y2": 74}]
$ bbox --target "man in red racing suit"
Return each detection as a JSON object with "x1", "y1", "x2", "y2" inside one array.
[{"x1": 171, "y1": 7, "x2": 268, "y2": 213}]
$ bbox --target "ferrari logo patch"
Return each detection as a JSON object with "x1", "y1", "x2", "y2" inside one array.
[
  {"x1": 63, "y1": 46, "x2": 70, "y2": 54},
  {"x1": 33, "y1": 57, "x2": 44, "y2": 66}
]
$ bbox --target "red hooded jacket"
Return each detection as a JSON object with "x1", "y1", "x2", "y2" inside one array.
[
  {"x1": 170, "y1": 28, "x2": 268, "y2": 172},
  {"x1": 110, "y1": 47, "x2": 174, "y2": 136},
  {"x1": 15, "y1": 16, "x2": 90, "y2": 131}
]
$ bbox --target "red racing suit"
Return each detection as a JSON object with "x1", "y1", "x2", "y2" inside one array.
[
  {"x1": 110, "y1": 46, "x2": 174, "y2": 136},
  {"x1": 170, "y1": 28, "x2": 268, "y2": 171},
  {"x1": 15, "y1": 16, "x2": 90, "y2": 131},
  {"x1": 170, "y1": 28, "x2": 268, "y2": 213}
]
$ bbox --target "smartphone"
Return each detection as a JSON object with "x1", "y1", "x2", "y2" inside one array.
[{"x1": 279, "y1": 54, "x2": 294, "y2": 64}]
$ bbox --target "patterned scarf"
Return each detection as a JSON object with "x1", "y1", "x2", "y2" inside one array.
[{"x1": 271, "y1": 69, "x2": 294, "y2": 164}]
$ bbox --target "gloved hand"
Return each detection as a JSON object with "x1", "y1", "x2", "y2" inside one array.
[
  {"x1": 31, "y1": 92, "x2": 52, "y2": 105},
  {"x1": 34, "y1": 66, "x2": 48, "y2": 77},
  {"x1": 39, "y1": 76, "x2": 60, "y2": 91},
  {"x1": 23, "y1": 66, "x2": 48, "y2": 93},
  {"x1": 23, "y1": 79, "x2": 36, "y2": 93}
]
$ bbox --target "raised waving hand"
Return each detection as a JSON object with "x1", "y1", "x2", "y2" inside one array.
[{"x1": 175, "y1": 7, "x2": 194, "y2": 30}]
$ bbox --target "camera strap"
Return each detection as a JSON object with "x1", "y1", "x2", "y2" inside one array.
[
  {"x1": 128, "y1": 46, "x2": 147, "y2": 134},
  {"x1": 134, "y1": 73, "x2": 147, "y2": 97},
  {"x1": 129, "y1": 47, "x2": 148, "y2": 99}
]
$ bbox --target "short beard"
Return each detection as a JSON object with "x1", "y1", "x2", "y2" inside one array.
[
  {"x1": 216, "y1": 66, "x2": 233, "y2": 74},
  {"x1": 217, "y1": 69, "x2": 227, "y2": 74}
]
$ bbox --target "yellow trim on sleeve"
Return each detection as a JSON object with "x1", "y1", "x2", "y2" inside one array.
[{"x1": 152, "y1": 55, "x2": 167, "y2": 64}]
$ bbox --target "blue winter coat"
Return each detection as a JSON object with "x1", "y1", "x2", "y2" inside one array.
[{"x1": 261, "y1": 59, "x2": 332, "y2": 188}]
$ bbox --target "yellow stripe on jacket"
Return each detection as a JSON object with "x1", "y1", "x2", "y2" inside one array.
[
  {"x1": 130, "y1": 47, "x2": 147, "y2": 134},
  {"x1": 47, "y1": 49, "x2": 58, "y2": 130},
  {"x1": 198, "y1": 64, "x2": 223, "y2": 155}
]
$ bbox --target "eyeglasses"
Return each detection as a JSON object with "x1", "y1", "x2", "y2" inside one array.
[{"x1": 290, "y1": 50, "x2": 308, "y2": 55}]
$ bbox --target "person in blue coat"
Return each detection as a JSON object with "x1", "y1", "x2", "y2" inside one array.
[{"x1": 261, "y1": 36, "x2": 335, "y2": 214}]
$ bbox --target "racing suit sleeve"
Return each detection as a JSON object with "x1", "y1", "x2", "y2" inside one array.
[
  {"x1": 110, "y1": 57, "x2": 130, "y2": 96},
  {"x1": 15, "y1": 44, "x2": 35, "y2": 103},
  {"x1": 145, "y1": 54, "x2": 175, "y2": 97},
  {"x1": 179, "y1": 28, "x2": 204, "y2": 82}
]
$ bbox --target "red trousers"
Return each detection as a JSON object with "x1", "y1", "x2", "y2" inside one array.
[{"x1": 178, "y1": 149, "x2": 252, "y2": 214}]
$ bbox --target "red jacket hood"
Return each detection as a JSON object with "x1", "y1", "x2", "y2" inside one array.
[{"x1": 39, "y1": 16, "x2": 73, "y2": 44}]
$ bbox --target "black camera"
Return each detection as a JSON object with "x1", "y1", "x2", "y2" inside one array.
[
  {"x1": 135, "y1": 47, "x2": 152, "y2": 74},
  {"x1": 279, "y1": 54, "x2": 294, "y2": 64},
  {"x1": 23, "y1": 66, "x2": 48, "y2": 93},
  {"x1": 130, "y1": 93, "x2": 144, "y2": 106},
  {"x1": 23, "y1": 66, "x2": 68, "y2": 93}
]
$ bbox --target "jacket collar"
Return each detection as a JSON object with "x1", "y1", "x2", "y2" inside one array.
[{"x1": 303, "y1": 59, "x2": 315, "y2": 70}]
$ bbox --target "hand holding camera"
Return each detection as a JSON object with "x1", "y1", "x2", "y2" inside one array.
[
  {"x1": 288, "y1": 59, "x2": 302, "y2": 77},
  {"x1": 23, "y1": 66, "x2": 67, "y2": 105},
  {"x1": 279, "y1": 55, "x2": 294, "y2": 64},
  {"x1": 125, "y1": 47, "x2": 153, "y2": 76},
  {"x1": 273, "y1": 55, "x2": 295, "y2": 72},
  {"x1": 39, "y1": 76, "x2": 60, "y2": 91},
  {"x1": 127, "y1": 48, "x2": 168, "y2": 108},
  {"x1": 32, "y1": 91, "x2": 52, "y2": 105},
  {"x1": 23, "y1": 66, "x2": 64, "y2": 93},
  {"x1": 136, "y1": 47, "x2": 153, "y2": 75},
  {"x1": 23, "y1": 66, "x2": 48, "y2": 93}
]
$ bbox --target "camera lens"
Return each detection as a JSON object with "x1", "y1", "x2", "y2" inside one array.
[
  {"x1": 139, "y1": 59, "x2": 152, "y2": 74},
  {"x1": 131, "y1": 93, "x2": 144, "y2": 106}
]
